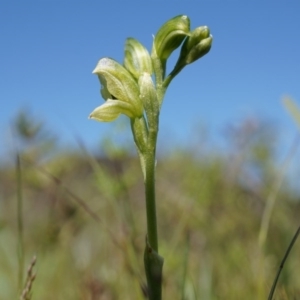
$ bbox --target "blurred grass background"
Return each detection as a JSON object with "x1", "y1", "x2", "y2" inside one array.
[{"x1": 0, "y1": 109, "x2": 300, "y2": 300}]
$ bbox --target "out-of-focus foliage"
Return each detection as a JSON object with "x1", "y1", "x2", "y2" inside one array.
[
  {"x1": 11, "y1": 109, "x2": 58, "y2": 164},
  {"x1": 0, "y1": 114, "x2": 300, "y2": 300},
  {"x1": 283, "y1": 98, "x2": 300, "y2": 130}
]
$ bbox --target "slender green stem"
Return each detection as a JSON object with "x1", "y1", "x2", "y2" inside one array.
[
  {"x1": 163, "y1": 63, "x2": 185, "y2": 90},
  {"x1": 141, "y1": 45, "x2": 165, "y2": 299},
  {"x1": 144, "y1": 140, "x2": 158, "y2": 252},
  {"x1": 143, "y1": 122, "x2": 163, "y2": 300},
  {"x1": 16, "y1": 153, "x2": 24, "y2": 292}
]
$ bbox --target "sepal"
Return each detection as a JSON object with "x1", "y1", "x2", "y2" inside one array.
[
  {"x1": 154, "y1": 15, "x2": 190, "y2": 61},
  {"x1": 124, "y1": 38, "x2": 153, "y2": 80},
  {"x1": 89, "y1": 99, "x2": 138, "y2": 122},
  {"x1": 93, "y1": 58, "x2": 143, "y2": 116}
]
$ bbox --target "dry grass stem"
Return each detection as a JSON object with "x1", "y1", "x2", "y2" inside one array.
[{"x1": 20, "y1": 255, "x2": 37, "y2": 300}]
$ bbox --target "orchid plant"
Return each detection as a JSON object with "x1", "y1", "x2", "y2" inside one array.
[{"x1": 89, "y1": 15, "x2": 213, "y2": 299}]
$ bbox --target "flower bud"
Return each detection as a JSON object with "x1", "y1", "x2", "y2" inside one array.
[
  {"x1": 124, "y1": 38, "x2": 153, "y2": 80},
  {"x1": 179, "y1": 27, "x2": 209, "y2": 59},
  {"x1": 93, "y1": 57, "x2": 143, "y2": 117},
  {"x1": 176, "y1": 26, "x2": 213, "y2": 66},
  {"x1": 154, "y1": 15, "x2": 190, "y2": 61},
  {"x1": 184, "y1": 34, "x2": 213, "y2": 65}
]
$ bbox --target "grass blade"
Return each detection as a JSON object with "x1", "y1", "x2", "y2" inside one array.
[{"x1": 268, "y1": 226, "x2": 300, "y2": 300}]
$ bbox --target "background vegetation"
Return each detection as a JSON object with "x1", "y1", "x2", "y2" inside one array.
[{"x1": 0, "y1": 110, "x2": 299, "y2": 300}]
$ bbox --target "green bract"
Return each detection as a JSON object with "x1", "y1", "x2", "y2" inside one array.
[
  {"x1": 131, "y1": 116, "x2": 148, "y2": 155},
  {"x1": 138, "y1": 73, "x2": 159, "y2": 127},
  {"x1": 91, "y1": 58, "x2": 143, "y2": 121},
  {"x1": 124, "y1": 38, "x2": 153, "y2": 80},
  {"x1": 154, "y1": 15, "x2": 190, "y2": 61}
]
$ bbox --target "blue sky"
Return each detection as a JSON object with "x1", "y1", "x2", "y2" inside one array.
[{"x1": 1, "y1": 1, "x2": 300, "y2": 156}]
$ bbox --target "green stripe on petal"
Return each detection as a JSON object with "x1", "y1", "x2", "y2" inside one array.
[
  {"x1": 124, "y1": 38, "x2": 153, "y2": 80},
  {"x1": 93, "y1": 58, "x2": 143, "y2": 116},
  {"x1": 154, "y1": 15, "x2": 190, "y2": 61}
]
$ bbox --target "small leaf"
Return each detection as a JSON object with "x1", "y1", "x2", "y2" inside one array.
[{"x1": 144, "y1": 237, "x2": 164, "y2": 300}]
